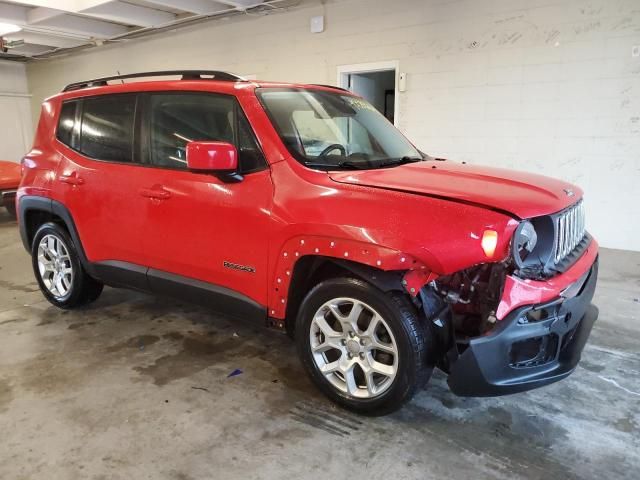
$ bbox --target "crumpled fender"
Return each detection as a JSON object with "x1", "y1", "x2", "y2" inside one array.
[{"x1": 267, "y1": 234, "x2": 440, "y2": 319}]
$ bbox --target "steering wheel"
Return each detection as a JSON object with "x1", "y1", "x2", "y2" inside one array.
[{"x1": 318, "y1": 144, "x2": 346, "y2": 160}]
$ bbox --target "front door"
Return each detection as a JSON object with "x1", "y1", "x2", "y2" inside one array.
[{"x1": 138, "y1": 92, "x2": 274, "y2": 315}]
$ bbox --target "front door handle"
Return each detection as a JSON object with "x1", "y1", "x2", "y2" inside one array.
[
  {"x1": 59, "y1": 172, "x2": 84, "y2": 186},
  {"x1": 140, "y1": 186, "x2": 171, "y2": 200}
]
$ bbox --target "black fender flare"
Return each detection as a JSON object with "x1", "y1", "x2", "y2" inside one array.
[
  {"x1": 18, "y1": 195, "x2": 97, "y2": 277},
  {"x1": 18, "y1": 195, "x2": 50, "y2": 252},
  {"x1": 327, "y1": 258, "x2": 405, "y2": 292}
]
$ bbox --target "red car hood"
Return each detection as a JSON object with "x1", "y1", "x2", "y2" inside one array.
[
  {"x1": 329, "y1": 161, "x2": 582, "y2": 219},
  {"x1": 0, "y1": 161, "x2": 21, "y2": 191}
]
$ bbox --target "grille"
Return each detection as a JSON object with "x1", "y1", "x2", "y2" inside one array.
[{"x1": 554, "y1": 201, "x2": 586, "y2": 264}]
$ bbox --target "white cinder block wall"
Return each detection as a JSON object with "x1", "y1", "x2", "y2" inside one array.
[
  {"x1": 25, "y1": 0, "x2": 640, "y2": 251},
  {"x1": 0, "y1": 61, "x2": 33, "y2": 163}
]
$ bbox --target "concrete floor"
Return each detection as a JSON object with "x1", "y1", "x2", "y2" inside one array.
[{"x1": 0, "y1": 209, "x2": 638, "y2": 480}]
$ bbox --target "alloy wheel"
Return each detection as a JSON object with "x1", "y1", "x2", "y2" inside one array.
[
  {"x1": 37, "y1": 234, "x2": 74, "y2": 299},
  {"x1": 309, "y1": 297, "x2": 399, "y2": 399}
]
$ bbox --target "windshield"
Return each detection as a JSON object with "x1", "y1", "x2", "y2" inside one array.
[{"x1": 256, "y1": 88, "x2": 422, "y2": 170}]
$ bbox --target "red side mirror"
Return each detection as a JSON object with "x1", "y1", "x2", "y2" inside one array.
[{"x1": 186, "y1": 141, "x2": 238, "y2": 173}]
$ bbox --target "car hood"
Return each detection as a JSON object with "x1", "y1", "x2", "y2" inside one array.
[{"x1": 328, "y1": 161, "x2": 582, "y2": 219}]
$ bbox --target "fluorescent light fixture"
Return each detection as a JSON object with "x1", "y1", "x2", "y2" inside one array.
[{"x1": 0, "y1": 23, "x2": 22, "y2": 36}]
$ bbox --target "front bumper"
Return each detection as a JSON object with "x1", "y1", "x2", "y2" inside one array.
[{"x1": 447, "y1": 258, "x2": 598, "y2": 397}]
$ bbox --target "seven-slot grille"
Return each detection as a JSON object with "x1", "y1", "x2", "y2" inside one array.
[{"x1": 554, "y1": 200, "x2": 586, "y2": 264}]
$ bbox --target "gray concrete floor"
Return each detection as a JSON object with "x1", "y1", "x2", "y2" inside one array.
[{"x1": 0, "y1": 209, "x2": 638, "y2": 480}]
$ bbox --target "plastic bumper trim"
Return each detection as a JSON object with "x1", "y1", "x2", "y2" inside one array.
[{"x1": 447, "y1": 259, "x2": 598, "y2": 397}]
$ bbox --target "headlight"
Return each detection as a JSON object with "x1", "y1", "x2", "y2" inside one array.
[
  {"x1": 511, "y1": 218, "x2": 555, "y2": 273},
  {"x1": 513, "y1": 221, "x2": 538, "y2": 267}
]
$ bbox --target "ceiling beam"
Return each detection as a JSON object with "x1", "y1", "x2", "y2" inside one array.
[
  {"x1": 5, "y1": 42, "x2": 53, "y2": 55},
  {"x1": 27, "y1": 7, "x2": 64, "y2": 24},
  {"x1": 0, "y1": 3, "x2": 28, "y2": 24},
  {"x1": 0, "y1": 2, "x2": 130, "y2": 39},
  {"x1": 142, "y1": 0, "x2": 232, "y2": 15},
  {"x1": 4, "y1": 30, "x2": 87, "y2": 48},
  {"x1": 80, "y1": 1, "x2": 176, "y2": 27},
  {"x1": 212, "y1": 0, "x2": 265, "y2": 11},
  {"x1": 30, "y1": 13, "x2": 129, "y2": 38},
  {"x1": 0, "y1": 0, "x2": 283, "y2": 58},
  {"x1": 1, "y1": 1, "x2": 114, "y2": 12}
]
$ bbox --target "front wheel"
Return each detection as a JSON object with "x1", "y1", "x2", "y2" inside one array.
[{"x1": 296, "y1": 277, "x2": 432, "y2": 415}]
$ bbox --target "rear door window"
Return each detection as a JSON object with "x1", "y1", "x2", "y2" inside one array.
[{"x1": 79, "y1": 94, "x2": 136, "y2": 163}]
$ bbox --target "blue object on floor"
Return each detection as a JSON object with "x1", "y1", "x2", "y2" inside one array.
[{"x1": 227, "y1": 368, "x2": 243, "y2": 378}]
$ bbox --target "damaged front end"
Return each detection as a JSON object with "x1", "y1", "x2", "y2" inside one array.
[
  {"x1": 414, "y1": 256, "x2": 599, "y2": 397},
  {"x1": 417, "y1": 262, "x2": 507, "y2": 374}
]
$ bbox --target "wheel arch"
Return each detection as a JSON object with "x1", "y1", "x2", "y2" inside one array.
[
  {"x1": 18, "y1": 195, "x2": 95, "y2": 276},
  {"x1": 270, "y1": 235, "x2": 439, "y2": 335}
]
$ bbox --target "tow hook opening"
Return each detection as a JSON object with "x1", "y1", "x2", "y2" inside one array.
[{"x1": 509, "y1": 335, "x2": 558, "y2": 368}]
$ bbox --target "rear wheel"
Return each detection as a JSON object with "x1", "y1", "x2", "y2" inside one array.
[
  {"x1": 296, "y1": 277, "x2": 432, "y2": 415},
  {"x1": 32, "y1": 222, "x2": 103, "y2": 309}
]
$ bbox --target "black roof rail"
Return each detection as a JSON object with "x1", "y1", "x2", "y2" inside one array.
[
  {"x1": 308, "y1": 84, "x2": 351, "y2": 93},
  {"x1": 62, "y1": 70, "x2": 246, "y2": 92}
]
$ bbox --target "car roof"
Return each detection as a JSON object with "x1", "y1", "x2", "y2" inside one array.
[{"x1": 51, "y1": 73, "x2": 352, "y2": 103}]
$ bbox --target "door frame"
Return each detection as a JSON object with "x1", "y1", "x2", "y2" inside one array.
[{"x1": 336, "y1": 60, "x2": 400, "y2": 127}]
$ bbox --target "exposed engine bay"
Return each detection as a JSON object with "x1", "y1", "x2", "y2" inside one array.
[{"x1": 416, "y1": 263, "x2": 508, "y2": 372}]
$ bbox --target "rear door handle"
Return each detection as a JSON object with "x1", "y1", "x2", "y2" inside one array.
[
  {"x1": 59, "y1": 172, "x2": 84, "y2": 186},
  {"x1": 140, "y1": 186, "x2": 171, "y2": 200}
]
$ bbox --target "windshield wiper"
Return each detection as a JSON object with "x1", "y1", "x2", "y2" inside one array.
[
  {"x1": 306, "y1": 157, "x2": 421, "y2": 170},
  {"x1": 337, "y1": 160, "x2": 372, "y2": 169},
  {"x1": 304, "y1": 161, "x2": 370, "y2": 170},
  {"x1": 376, "y1": 156, "x2": 423, "y2": 168}
]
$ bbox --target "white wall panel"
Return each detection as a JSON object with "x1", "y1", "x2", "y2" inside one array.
[
  {"x1": 0, "y1": 61, "x2": 32, "y2": 163},
  {"x1": 24, "y1": 0, "x2": 640, "y2": 250}
]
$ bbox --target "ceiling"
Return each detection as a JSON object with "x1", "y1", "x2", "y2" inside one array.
[{"x1": 0, "y1": 0, "x2": 296, "y2": 60}]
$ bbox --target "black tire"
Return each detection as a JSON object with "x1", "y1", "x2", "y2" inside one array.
[
  {"x1": 5, "y1": 203, "x2": 17, "y2": 220},
  {"x1": 296, "y1": 277, "x2": 432, "y2": 416},
  {"x1": 31, "y1": 222, "x2": 103, "y2": 309}
]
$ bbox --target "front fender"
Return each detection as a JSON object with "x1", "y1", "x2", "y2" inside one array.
[{"x1": 267, "y1": 234, "x2": 436, "y2": 319}]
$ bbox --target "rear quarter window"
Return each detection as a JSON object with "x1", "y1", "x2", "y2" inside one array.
[{"x1": 56, "y1": 101, "x2": 78, "y2": 148}]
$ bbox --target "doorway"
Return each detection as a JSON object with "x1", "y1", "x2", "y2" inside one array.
[{"x1": 337, "y1": 61, "x2": 399, "y2": 125}]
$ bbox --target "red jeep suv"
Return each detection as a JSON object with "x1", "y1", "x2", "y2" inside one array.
[{"x1": 17, "y1": 71, "x2": 599, "y2": 415}]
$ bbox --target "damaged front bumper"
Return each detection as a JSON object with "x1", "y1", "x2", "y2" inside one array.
[{"x1": 447, "y1": 259, "x2": 598, "y2": 397}]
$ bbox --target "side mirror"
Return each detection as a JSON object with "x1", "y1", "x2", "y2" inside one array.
[{"x1": 186, "y1": 141, "x2": 239, "y2": 176}]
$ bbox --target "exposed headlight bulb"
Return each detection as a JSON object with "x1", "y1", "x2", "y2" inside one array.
[
  {"x1": 518, "y1": 221, "x2": 538, "y2": 253},
  {"x1": 513, "y1": 221, "x2": 539, "y2": 268}
]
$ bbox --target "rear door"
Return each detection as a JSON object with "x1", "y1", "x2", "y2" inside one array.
[
  {"x1": 53, "y1": 93, "x2": 151, "y2": 287},
  {"x1": 138, "y1": 91, "x2": 274, "y2": 312}
]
